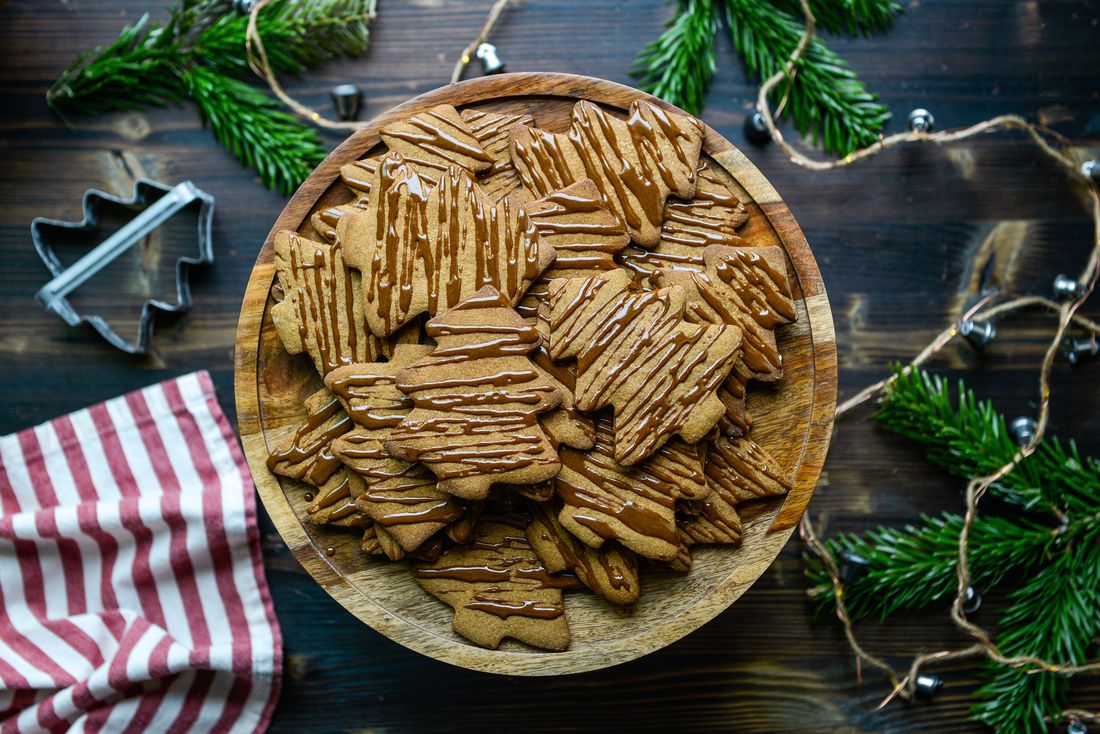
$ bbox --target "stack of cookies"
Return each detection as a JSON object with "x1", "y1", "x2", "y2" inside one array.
[{"x1": 266, "y1": 100, "x2": 798, "y2": 652}]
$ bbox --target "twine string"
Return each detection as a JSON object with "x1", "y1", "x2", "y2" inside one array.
[{"x1": 772, "y1": 0, "x2": 1100, "y2": 715}]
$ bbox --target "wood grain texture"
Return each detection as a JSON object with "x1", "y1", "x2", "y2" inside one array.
[
  {"x1": 235, "y1": 73, "x2": 837, "y2": 675},
  {"x1": 2, "y1": 0, "x2": 1098, "y2": 729}
]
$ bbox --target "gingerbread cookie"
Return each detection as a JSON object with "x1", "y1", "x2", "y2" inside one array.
[
  {"x1": 620, "y1": 164, "x2": 747, "y2": 279},
  {"x1": 547, "y1": 269, "x2": 742, "y2": 465},
  {"x1": 510, "y1": 99, "x2": 704, "y2": 246},
  {"x1": 655, "y1": 244, "x2": 796, "y2": 382},
  {"x1": 412, "y1": 519, "x2": 576, "y2": 650},
  {"x1": 527, "y1": 500, "x2": 640, "y2": 605},
  {"x1": 338, "y1": 153, "x2": 556, "y2": 337},
  {"x1": 381, "y1": 104, "x2": 494, "y2": 177},
  {"x1": 516, "y1": 178, "x2": 631, "y2": 319},
  {"x1": 460, "y1": 108, "x2": 535, "y2": 202},
  {"x1": 326, "y1": 344, "x2": 466, "y2": 554},
  {"x1": 384, "y1": 287, "x2": 564, "y2": 500},
  {"x1": 704, "y1": 433, "x2": 792, "y2": 504},
  {"x1": 311, "y1": 156, "x2": 380, "y2": 243},
  {"x1": 555, "y1": 418, "x2": 708, "y2": 561},
  {"x1": 271, "y1": 231, "x2": 389, "y2": 376}
]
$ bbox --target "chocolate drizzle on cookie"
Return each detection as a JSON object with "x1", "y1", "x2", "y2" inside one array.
[
  {"x1": 384, "y1": 287, "x2": 564, "y2": 500},
  {"x1": 510, "y1": 99, "x2": 704, "y2": 247},
  {"x1": 548, "y1": 269, "x2": 741, "y2": 465}
]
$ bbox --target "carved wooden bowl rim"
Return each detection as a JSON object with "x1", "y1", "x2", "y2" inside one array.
[{"x1": 234, "y1": 72, "x2": 837, "y2": 676}]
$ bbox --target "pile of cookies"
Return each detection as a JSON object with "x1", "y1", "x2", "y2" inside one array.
[{"x1": 266, "y1": 99, "x2": 798, "y2": 652}]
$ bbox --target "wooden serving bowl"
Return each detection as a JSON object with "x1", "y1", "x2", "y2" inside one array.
[{"x1": 234, "y1": 73, "x2": 836, "y2": 675}]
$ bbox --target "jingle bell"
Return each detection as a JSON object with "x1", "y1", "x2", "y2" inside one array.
[
  {"x1": 838, "y1": 549, "x2": 871, "y2": 586},
  {"x1": 908, "y1": 108, "x2": 935, "y2": 133},
  {"x1": 960, "y1": 319, "x2": 996, "y2": 350},
  {"x1": 744, "y1": 111, "x2": 771, "y2": 146},
  {"x1": 1053, "y1": 273, "x2": 1085, "y2": 302},
  {"x1": 1009, "y1": 416, "x2": 1038, "y2": 448},
  {"x1": 1061, "y1": 335, "x2": 1099, "y2": 366},
  {"x1": 476, "y1": 43, "x2": 506, "y2": 75},
  {"x1": 330, "y1": 84, "x2": 362, "y2": 122},
  {"x1": 914, "y1": 674, "x2": 943, "y2": 699}
]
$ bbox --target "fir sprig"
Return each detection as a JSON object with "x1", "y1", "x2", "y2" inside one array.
[
  {"x1": 47, "y1": 0, "x2": 377, "y2": 193},
  {"x1": 632, "y1": 0, "x2": 719, "y2": 116},
  {"x1": 632, "y1": 0, "x2": 901, "y2": 156},
  {"x1": 805, "y1": 368, "x2": 1100, "y2": 732}
]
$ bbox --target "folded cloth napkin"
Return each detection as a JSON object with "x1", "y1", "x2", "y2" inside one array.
[{"x1": 0, "y1": 371, "x2": 281, "y2": 733}]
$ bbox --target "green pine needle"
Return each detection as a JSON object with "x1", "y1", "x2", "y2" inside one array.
[
  {"x1": 972, "y1": 543, "x2": 1100, "y2": 733},
  {"x1": 805, "y1": 512, "x2": 1053, "y2": 622},
  {"x1": 770, "y1": 0, "x2": 902, "y2": 36},
  {"x1": 185, "y1": 66, "x2": 326, "y2": 195},
  {"x1": 805, "y1": 367, "x2": 1100, "y2": 730},
  {"x1": 632, "y1": 0, "x2": 719, "y2": 115},
  {"x1": 724, "y1": 0, "x2": 892, "y2": 156},
  {"x1": 632, "y1": 0, "x2": 899, "y2": 156},
  {"x1": 47, "y1": 0, "x2": 376, "y2": 192}
]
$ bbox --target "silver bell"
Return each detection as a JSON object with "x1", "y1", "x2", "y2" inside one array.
[
  {"x1": 914, "y1": 674, "x2": 943, "y2": 699},
  {"x1": 1053, "y1": 273, "x2": 1085, "y2": 302},
  {"x1": 1061, "y1": 335, "x2": 1099, "y2": 366},
  {"x1": 838, "y1": 548, "x2": 870, "y2": 586},
  {"x1": 908, "y1": 108, "x2": 935, "y2": 133},
  {"x1": 1009, "y1": 416, "x2": 1038, "y2": 448},
  {"x1": 476, "y1": 43, "x2": 506, "y2": 75},
  {"x1": 232, "y1": 0, "x2": 257, "y2": 13},
  {"x1": 962, "y1": 586, "x2": 981, "y2": 614},
  {"x1": 1067, "y1": 719, "x2": 1089, "y2": 734},
  {"x1": 1082, "y1": 160, "x2": 1099, "y2": 185},
  {"x1": 330, "y1": 84, "x2": 362, "y2": 122},
  {"x1": 960, "y1": 319, "x2": 995, "y2": 350}
]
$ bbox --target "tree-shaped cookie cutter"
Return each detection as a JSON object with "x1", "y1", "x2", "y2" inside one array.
[{"x1": 32, "y1": 179, "x2": 215, "y2": 354}]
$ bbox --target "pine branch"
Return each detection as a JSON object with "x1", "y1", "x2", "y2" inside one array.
[
  {"x1": 632, "y1": 0, "x2": 719, "y2": 115},
  {"x1": 47, "y1": 0, "x2": 376, "y2": 192},
  {"x1": 971, "y1": 543, "x2": 1100, "y2": 733},
  {"x1": 770, "y1": 0, "x2": 902, "y2": 36},
  {"x1": 724, "y1": 0, "x2": 891, "y2": 156},
  {"x1": 805, "y1": 513, "x2": 1053, "y2": 621},
  {"x1": 192, "y1": 0, "x2": 377, "y2": 77},
  {"x1": 185, "y1": 66, "x2": 326, "y2": 195},
  {"x1": 46, "y1": 15, "x2": 187, "y2": 116},
  {"x1": 876, "y1": 369, "x2": 1100, "y2": 517}
]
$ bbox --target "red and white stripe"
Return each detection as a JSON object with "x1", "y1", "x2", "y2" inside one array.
[{"x1": 0, "y1": 372, "x2": 281, "y2": 733}]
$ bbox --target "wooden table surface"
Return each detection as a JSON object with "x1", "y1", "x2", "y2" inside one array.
[{"x1": 2, "y1": 1, "x2": 1098, "y2": 731}]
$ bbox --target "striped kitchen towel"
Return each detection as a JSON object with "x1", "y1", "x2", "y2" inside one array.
[{"x1": 0, "y1": 371, "x2": 281, "y2": 733}]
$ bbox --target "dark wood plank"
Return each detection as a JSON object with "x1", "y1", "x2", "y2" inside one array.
[{"x1": 1, "y1": 0, "x2": 1097, "y2": 731}]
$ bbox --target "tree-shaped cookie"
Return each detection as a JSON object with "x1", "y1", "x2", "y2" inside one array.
[
  {"x1": 384, "y1": 287, "x2": 564, "y2": 500},
  {"x1": 526, "y1": 499, "x2": 640, "y2": 605},
  {"x1": 271, "y1": 231, "x2": 389, "y2": 376},
  {"x1": 338, "y1": 153, "x2": 556, "y2": 337},
  {"x1": 412, "y1": 519, "x2": 576, "y2": 650},
  {"x1": 678, "y1": 433, "x2": 793, "y2": 548},
  {"x1": 547, "y1": 269, "x2": 742, "y2": 465},
  {"x1": 516, "y1": 178, "x2": 631, "y2": 320},
  {"x1": 325, "y1": 344, "x2": 466, "y2": 555},
  {"x1": 266, "y1": 388, "x2": 369, "y2": 528},
  {"x1": 509, "y1": 99, "x2": 705, "y2": 247},
  {"x1": 655, "y1": 244, "x2": 797, "y2": 383},
  {"x1": 461, "y1": 108, "x2": 535, "y2": 203},
  {"x1": 381, "y1": 104, "x2": 494, "y2": 177},
  {"x1": 555, "y1": 418, "x2": 708, "y2": 561},
  {"x1": 620, "y1": 163, "x2": 748, "y2": 279}
]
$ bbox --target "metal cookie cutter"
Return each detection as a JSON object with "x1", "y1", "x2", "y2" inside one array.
[{"x1": 32, "y1": 179, "x2": 215, "y2": 354}]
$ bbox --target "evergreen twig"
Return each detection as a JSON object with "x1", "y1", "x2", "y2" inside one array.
[
  {"x1": 47, "y1": 0, "x2": 376, "y2": 192},
  {"x1": 724, "y1": 0, "x2": 893, "y2": 155},
  {"x1": 632, "y1": 0, "x2": 719, "y2": 116},
  {"x1": 632, "y1": 0, "x2": 900, "y2": 156},
  {"x1": 805, "y1": 368, "x2": 1100, "y2": 732}
]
